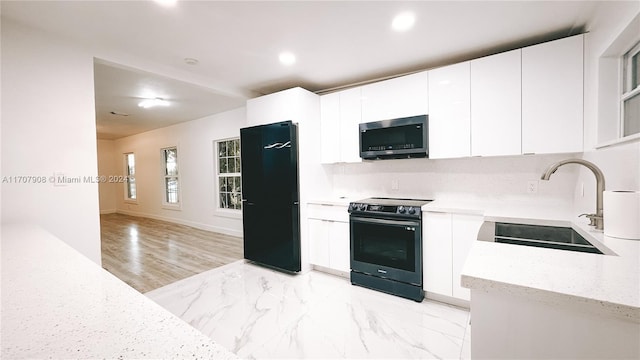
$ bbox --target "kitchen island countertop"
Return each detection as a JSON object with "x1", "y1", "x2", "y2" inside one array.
[{"x1": 1, "y1": 224, "x2": 237, "y2": 359}]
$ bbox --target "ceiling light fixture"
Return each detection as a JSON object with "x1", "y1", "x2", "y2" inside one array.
[
  {"x1": 392, "y1": 12, "x2": 416, "y2": 32},
  {"x1": 154, "y1": 0, "x2": 177, "y2": 7},
  {"x1": 279, "y1": 52, "x2": 296, "y2": 66},
  {"x1": 138, "y1": 97, "x2": 170, "y2": 109}
]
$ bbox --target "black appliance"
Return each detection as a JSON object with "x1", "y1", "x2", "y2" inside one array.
[
  {"x1": 349, "y1": 197, "x2": 432, "y2": 301},
  {"x1": 240, "y1": 120, "x2": 301, "y2": 272},
  {"x1": 359, "y1": 115, "x2": 428, "y2": 160}
]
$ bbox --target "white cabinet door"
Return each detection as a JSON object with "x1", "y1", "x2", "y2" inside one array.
[
  {"x1": 309, "y1": 219, "x2": 330, "y2": 268},
  {"x1": 451, "y1": 214, "x2": 484, "y2": 301},
  {"x1": 423, "y1": 212, "x2": 453, "y2": 295},
  {"x1": 320, "y1": 93, "x2": 341, "y2": 164},
  {"x1": 246, "y1": 88, "x2": 301, "y2": 126},
  {"x1": 428, "y1": 62, "x2": 471, "y2": 159},
  {"x1": 329, "y1": 221, "x2": 350, "y2": 273},
  {"x1": 361, "y1": 71, "x2": 429, "y2": 123},
  {"x1": 522, "y1": 34, "x2": 583, "y2": 154},
  {"x1": 471, "y1": 49, "x2": 522, "y2": 156},
  {"x1": 339, "y1": 87, "x2": 363, "y2": 163}
]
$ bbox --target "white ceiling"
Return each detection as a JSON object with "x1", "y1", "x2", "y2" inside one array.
[
  {"x1": 93, "y1": 60, "x2": 246, "y2": 140},
  {"x1": 1, "y1": 1, "x2": 609, "y2": 140}
]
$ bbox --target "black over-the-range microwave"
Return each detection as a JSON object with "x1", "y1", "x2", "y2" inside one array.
[{"x1": 359, "y1": 115, "x2": 428, "y2": 160}]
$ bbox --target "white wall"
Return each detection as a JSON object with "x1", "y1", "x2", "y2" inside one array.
[
  {"x1": 97, "y1": 139, "x2": 117, "y2": 214},
  {"x1": 1, "y1": 19, "x2": 102, "y2": 264},
  {"x1": 575, "y1": 2, "x2": 640, "y2": 217},
  {"x1": 111, "y1": 107, "x2": 246, "y2": 237}
]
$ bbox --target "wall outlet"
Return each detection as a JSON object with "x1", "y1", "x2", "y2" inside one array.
[
  {"x1": 391, "y1": 179, "x2": 399, "y2": 191},
  {"x1": 527, "y1": 180, "x2": 538, "y2": 194}
]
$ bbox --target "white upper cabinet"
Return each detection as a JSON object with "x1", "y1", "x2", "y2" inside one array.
[
  {"x1": 471, "y1": 49, "x2": 522, "y2": 156},
  {"x1": 428, "y1": 62, "x2": 471, "y2": 159},
  {"x1": 247, "y1": 87, "x2": 318, "y2": 126},
  {"x1": 320, "y1": 93, "x2": 341, "y2": 164},
  {"x1": 339, "y1": 88, "x2": 364, "y2": 163},
  {"x1": 522, "y1": 34, "x2": 584, "y2": 154},
  {"x1": 361, "y1": 71, "x2": 428, "y2": 123},
  {"x1": 319, "y1": 87, "x2": 362, "y2": 164}
]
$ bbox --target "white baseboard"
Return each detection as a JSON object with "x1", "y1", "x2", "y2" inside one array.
[
  {"x1": 425, "y1": 292, "x2": 470, "y2": 309},
  {"x1": 100, "y1": 209, "x2": 117, "y2": 214},
  {"x1": 115, "y1": 209, "x2": 243, "y2": 238},
  {"x1": 312, "y1": 264, "x2": 350, "y2": 279}
]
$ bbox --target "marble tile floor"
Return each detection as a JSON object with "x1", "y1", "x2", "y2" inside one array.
[{"x1": 146, "y1": 260, "x2": 471, "y2": 359}]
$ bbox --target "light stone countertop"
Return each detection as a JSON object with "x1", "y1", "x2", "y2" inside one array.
[
  {"x1": 307, "y1": 197, "x2": 353, "y2": 206},
  {"x1": 422, "y1": 197, "x2": 640, "y2": 323},
  {"x1": 461, "y1": 224, "x2": 640, "y2": 322},
  {"x1": 1, "y1": 224, "x2": 237, "y2": 359}
]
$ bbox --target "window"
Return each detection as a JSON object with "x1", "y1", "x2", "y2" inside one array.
[
  {"x1": 124, "y1": 153, "x2": 136, "y2": 201},
  {"x1": 162, "y1": 147, "x2": 179, "y2": 205},
  {"x1": 622, "y1": 41, "x2": 640, "y2": 137},
  {"x1": 217, "y1": 138, "x2": 241, "y2": 210}
]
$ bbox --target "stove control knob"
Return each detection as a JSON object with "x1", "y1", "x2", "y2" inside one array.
[
  {"x1": 397, "y1": 206, "x2": 406, "y2": 214},
  {"x1": 358, "y1": 204, "x2": 367, "y2": 211},
  {"x1": 348, "y1": 203, "x2": 355, "y2": 212},
  {"x1": 407, "y1": 207, "x2": 416, "y2": 215}
]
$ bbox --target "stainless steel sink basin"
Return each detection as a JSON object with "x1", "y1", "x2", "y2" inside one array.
[{"x1": 479, "y1": 222, "x2": 603, "y2": 254}]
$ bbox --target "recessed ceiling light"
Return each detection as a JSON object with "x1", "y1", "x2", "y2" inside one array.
[
  {"x1": 138, "y1": 98, "x2": 170, "y2": 109},
  {"x1": 184, "y1": 57, "x2": 199, "y2": 65},
  {"x1": 392, "y1": 12, "x2": 416, "y2": 32},
  {"x1": 279, "y1": 52, "x2": 296, "y2": 66},
  {"x1": 154, "y1": 0, "x2": 177, "y2": 7}
]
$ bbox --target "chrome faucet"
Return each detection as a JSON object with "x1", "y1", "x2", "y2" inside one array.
[{"x1": 540, "y1": 159, "x2": 605, "y2": 230}]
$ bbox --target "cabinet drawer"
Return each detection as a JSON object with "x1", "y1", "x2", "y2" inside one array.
[{"x1": 307, "y1": 204, "x2": 349, "y2": 222}]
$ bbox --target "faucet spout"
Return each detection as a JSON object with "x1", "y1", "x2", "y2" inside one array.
[{"x1": 540, "y1": 159, "x2": 606, "y2": 230}]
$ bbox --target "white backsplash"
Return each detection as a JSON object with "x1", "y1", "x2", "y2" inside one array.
[{"x1": 329, "y1": 153, "x2": 580, "y2": 206}]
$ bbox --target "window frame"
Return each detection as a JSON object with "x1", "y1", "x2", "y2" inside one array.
[
  {"x1": 161, "y1": 146, "x2": 181, "y2": 210},
  {"x1": 124, "y1": 152, "x2": 137, "y2": 203},
  {"x1": 215, "y1": 138, "x2": 242, "y2": 215},
  {"x1": 620, "y1": 40, "x2": 640, "y2": 139},
  {"x1": 596, "y1": 14, "x2": 640, "y2": 149}
]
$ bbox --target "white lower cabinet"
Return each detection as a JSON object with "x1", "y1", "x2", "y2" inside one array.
[
  {"x1": 451, "y1": 214, "x2": 484, "y2": 300},
  {"x1": 423, "y1": 212, "x2": 453, "y2": 296},
  {"x1": 309, "y1": 219, "x2": 331, "y2": 268},
  {"x1": 328, "y1": 221, "x2": 350, "y2": 272},
  {"x1": 423, "y1": 211, "x2": 484, "y2": 302},
  {"x1": 308, "y1": 204, "x2": 350, "y2": 273}
]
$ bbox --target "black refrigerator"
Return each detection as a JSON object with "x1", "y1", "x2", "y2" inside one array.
[{"x1": 240, "y1": 120, "x2": 301, "y2": 272}]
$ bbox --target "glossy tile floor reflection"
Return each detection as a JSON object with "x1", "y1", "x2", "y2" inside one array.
[{"x1": 146, "y1": 261, "x2": 471, "y2": 359}]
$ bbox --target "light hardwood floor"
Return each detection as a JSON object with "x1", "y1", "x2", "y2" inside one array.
[{"x1": 100, "y1": 213, "x2": 243, "y2": 293}]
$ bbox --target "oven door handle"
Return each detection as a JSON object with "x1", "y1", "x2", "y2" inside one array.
[{"x1": 350, "y1": 216, "x2": 419, "y2": 228}]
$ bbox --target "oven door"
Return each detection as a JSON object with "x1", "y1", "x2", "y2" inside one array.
[{"x1": 350, "y1": 215, "x2": 422, "y2": 286}]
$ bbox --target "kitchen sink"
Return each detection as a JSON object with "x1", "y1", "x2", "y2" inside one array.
[{"x1": 492, "y1": 222, "x2": 603, "y2": 254}]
